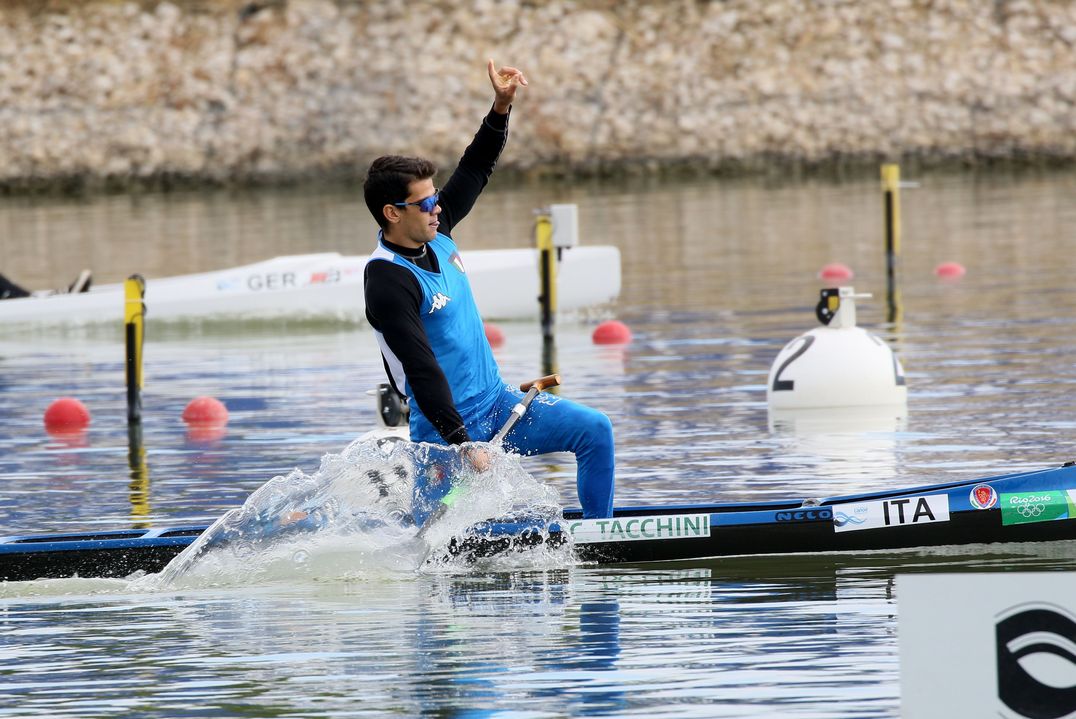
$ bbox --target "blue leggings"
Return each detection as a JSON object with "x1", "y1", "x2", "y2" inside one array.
[{"x1": 410, "y1": 385, "x2": 615, "y2": 519}]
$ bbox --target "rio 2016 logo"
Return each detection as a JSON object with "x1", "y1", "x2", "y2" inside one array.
[{"x1": 1018, "y1": 504, "x2": 1047, "y2": 518}]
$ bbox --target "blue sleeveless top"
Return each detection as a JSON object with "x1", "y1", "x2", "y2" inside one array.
[{"x1": 367, "y1": 233, "x2": 503, "y2": 423}]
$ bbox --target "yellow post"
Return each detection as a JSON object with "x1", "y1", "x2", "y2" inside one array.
[
  {"x1": 535, "y1": 211, "x2": 559, "y2": 380},
  {"x1": 881, "y1": 164, "x2": 902, "y2": 323},
  {"x1": 535, "y1": 212, "x2": 557, "y2": 341},
  {"x1": 125, "y1": 274, "x2": 150, "y2": 527},
  {"x1": 881, "y1": 164, "x2": 901, "y2": 255},
  {"x1": 124, "y1": 275, "x2": 146, "y2": 423}
]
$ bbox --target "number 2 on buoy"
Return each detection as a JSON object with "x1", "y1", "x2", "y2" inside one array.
[
  {"x1": 770, "y1": 334, "x2": 905, "y2": 392},
  {"x1": 771, "y1": 336, "x2": 816, "y2": 392}
]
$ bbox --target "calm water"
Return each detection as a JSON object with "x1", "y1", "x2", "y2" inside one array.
[{"x1": 2, "y1": 169, "x2": 1076, "y2": 717}]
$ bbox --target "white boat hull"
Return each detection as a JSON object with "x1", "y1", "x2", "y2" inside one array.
[{"x1": 0, "y1": 247, "x2": 620, "y2": 327}]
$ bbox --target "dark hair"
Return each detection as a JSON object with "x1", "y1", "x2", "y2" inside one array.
[{"x1": 363, "y1": 155, "x2": 438, "y2": 229}]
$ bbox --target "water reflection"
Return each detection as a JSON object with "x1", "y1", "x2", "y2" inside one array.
[
  {"x1": 768, "y1": 406, "x2": 908, "y2": 491},
  {"x1": 3, "y1": 540, "x2": 1076, "y2": 717},
  {"x1": 127, "y1": 424, "x2": 152, "y2": 528},
  {"x1": 2, "y1": 170, "x2": 1076, "y2": 717}
]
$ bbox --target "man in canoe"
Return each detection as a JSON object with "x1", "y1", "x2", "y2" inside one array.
[{"x1": 362, "y1": 60, "x2": 614, "y2": 521}]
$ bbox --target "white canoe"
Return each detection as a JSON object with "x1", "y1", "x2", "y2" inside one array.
[{"x1": 0, "y1": 247, "x2": 620, "y2": 327}]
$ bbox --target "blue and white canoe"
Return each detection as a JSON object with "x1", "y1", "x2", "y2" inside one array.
[{"x1": 2, "y1": 463, "x2": 1075, "y2": 581}]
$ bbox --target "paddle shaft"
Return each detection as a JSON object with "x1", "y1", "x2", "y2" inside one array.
[{"x1": 491, "y1": 374, "x2": 560, "y2": 446}]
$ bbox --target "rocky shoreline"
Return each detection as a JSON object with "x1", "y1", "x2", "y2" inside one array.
[{"x1": 1, "y1": 0, "x2": 1073, "y2": 192}]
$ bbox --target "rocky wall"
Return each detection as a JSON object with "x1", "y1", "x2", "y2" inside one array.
[{"x1": 0, "y1": 0, "x2": 1073, "y2": 188}]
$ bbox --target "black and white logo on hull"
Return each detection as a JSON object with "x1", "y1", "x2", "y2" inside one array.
[
  {"x1": 996, "y1": 602, "x2": 1076, "y2": 718},
  {"x1": 832, "y1": 493, "x2": 949, "y2": 533}
]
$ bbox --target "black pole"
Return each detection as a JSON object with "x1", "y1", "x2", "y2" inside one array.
[
  {"x1": 124, "y1": 275, "x2": 146, "y2": 424},
  {"x1": 881, "y1": 164, "x2": 902, "y2": 324},
  {"x1": 124, "y1": 275, "x2": 150, "y2": 527},
  {"x1": 125, "y1": 321, "x2": 142, "y2": 423}
]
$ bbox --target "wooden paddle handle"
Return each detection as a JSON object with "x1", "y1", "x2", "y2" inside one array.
[{"x1": 519, "y1": 374, "x2": 561, "y2": 392}]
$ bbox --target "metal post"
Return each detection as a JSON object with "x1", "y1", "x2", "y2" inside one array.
[
  {"x1": 881, "y1": 164, "x2": 903, "y2": 323},
  {"x1": 124, "y1": 275, "x2": 146, "y2": 423},
  {"x1": 535, "y1": 211, "x2": 557, "y2": 342},
  {"x1": 124, "y1": 274, "x2": 149, "y2": 527}
]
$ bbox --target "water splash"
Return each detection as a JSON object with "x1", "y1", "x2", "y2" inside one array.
[{"x1": 132, "y1": 437, "x2": 568, "y2": 590}]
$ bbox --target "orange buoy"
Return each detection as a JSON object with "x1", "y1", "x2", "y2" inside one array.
[
  {"x1": 818, "y1": 263, "x2": 854, "y2": 282},
  {"x1": 934, "y1": 262, "x2": 966, "y2": 280},
  {"x1": 592, "y1": 320, "x2": 633, "y2": 345},
  {"x1": 44, "y1": 397, "x2": 91, "y2": 432},
  {"x1": 484, "y1": 322, "x2": 505, "y2": 348},
  {"x1": 182, "y1": 396, "x2": 228, "y2": 425}
]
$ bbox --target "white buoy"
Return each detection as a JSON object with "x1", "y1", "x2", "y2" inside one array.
[{"x1": 767, "y1": 287, "x2": 907, "y2": 410}]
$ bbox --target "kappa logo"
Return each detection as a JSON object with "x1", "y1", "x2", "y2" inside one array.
[
  {"x1": 428, "y1": 293, "x2": 451, "y2": 313},
  {"x1": 996, "y1": 602, "x2": 1076, "y2": 718}
]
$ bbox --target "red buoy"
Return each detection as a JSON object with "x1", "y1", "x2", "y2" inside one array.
[
  {"x1": 592, "y1": 320, "x2": 632, "y2": 345},
  {"x1": 44, "y1": 397, "x2": 91, "y2": 431},
  {"x1": 182, "y1": 396, "x2": 228, "y2": 425},
  {"x1": 484, "y1": 322, "x2": 505, "y2": 348},
  {"x1": 934, "y1": 261, "x2": 966, "y2": 280},
  {"x1": 818, "y1": 263, "x2": 854, "y2": 281}
]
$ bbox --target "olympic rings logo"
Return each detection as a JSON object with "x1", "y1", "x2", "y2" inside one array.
[{"x1": 1017, "y1": 503, "x2": 1046, "y2": 517}]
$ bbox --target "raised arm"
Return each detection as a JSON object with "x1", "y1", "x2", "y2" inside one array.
[{"x1": 438, "y1": 60, "x2": 528, "y2": 236}]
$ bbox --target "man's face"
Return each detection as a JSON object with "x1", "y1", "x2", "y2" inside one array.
[{"x1": 386, "y1": 178, "x2": 441, "y2": 248}]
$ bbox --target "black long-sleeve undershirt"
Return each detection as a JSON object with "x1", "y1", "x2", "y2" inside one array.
[{"x1": 364, "y1": 107, "x2": 509, "y2": 444}]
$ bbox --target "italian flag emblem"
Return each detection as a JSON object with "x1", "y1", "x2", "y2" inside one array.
[{"x1": 449, "y1": 251, "x2": 466, "y2": 274}]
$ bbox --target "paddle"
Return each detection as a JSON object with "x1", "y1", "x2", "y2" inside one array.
[
  {"x1": 494, "y1": 373, "x2": 561, "y2": 443},
  {"x1": 415, "y1": 373, "x2": 561, "y2": 544}
]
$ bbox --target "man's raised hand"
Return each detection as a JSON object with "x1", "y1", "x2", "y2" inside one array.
[{"x1": 488, "y1": 59, "x2": 527, "y2": 114}]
